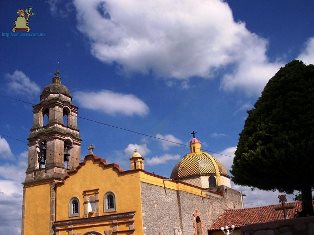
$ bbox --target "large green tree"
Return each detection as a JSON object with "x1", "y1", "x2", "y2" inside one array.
[{"x1": 231, "y1": 60, "x2": 314, "y2": 216}]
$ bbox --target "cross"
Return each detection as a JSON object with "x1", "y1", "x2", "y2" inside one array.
[
  {"x1": 191, "y1": 131, "x2": 197, "y2": 138},
  {"x1": 275, "y1": 194, "x2": 295, "y2": 219},
  {"x1": 88, "y1": 144, "x2": 95, "y2": 154}
]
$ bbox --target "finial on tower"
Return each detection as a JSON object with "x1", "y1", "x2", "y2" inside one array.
[
  {"x1": 52, "y1": 69, "x2": 61, "y2": 84},
  {"x1": 52, "y1": 61, "x2": 61, "y2": 84},
  {"x1": 88, "y1": 144, "x2": 95, "y2": 154}
]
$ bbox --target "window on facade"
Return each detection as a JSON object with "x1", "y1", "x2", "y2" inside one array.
[
  {"x1": 69, "y1": 197, "x2": 80, "y2": 217},
  {"x1": 104, "y1": 192, "x2": 116, "y2": 212},
  {"x1": 209, "y1": 175, "x2": 217, "y2": 188}
]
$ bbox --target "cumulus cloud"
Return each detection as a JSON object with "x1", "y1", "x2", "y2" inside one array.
[
  {"x1": 5, "y1": 70, "x2": 40, "y2": 97},
  {"x1": 124, "y1": 143, "x2": 150, "y2": 156},
  {"x1": 232, "y1": 184, "x2": 294, "y2": 208},
  {"x1": 73, "y1": 0, "x2": 281, "y2": 95},
  {"x1": 74, "y1": 90, "x2": 149, "y2": 116},
  {"x1": 298, "y1": 37, "x2": 314, "y2": 65},
  {"x1": 156, "y1": 133, "x2": 183, "y2": 150},
  {"x1": 0, "y1": 137, "x2": 13, "y2": 159},
  {"x1": 146, "y1": 154, "x2": 180, "y2": 166},
  {"x1": 0, "y1": 148, "x2": 27, "y2": 234},
  {"x1": 214, "y1": 146, "x2": 236, "y2": 173}
]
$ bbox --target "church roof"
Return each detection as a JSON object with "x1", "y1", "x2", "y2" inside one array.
[
  {"x1": 40, "y1": 70, "x2": 71, "y2": 100},
  {"x1": 170, "y1": 137, "x2": 228, "y2": 179},
  {"x1": 209, "y1": 201, "x2": 303, "y2": 231}
]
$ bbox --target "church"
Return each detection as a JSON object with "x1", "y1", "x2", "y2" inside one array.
[{"x1": 21, "y1": 71, "x2": 243, "y2": 235}]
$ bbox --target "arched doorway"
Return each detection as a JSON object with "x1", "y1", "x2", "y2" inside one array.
[{"x1": 84, "y1": 232, "x2": 102, "y2": 235}]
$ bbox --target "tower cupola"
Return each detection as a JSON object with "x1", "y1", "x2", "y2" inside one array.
[{"x1": 130, "y1": 149, "x2": 144, "y2": 170}]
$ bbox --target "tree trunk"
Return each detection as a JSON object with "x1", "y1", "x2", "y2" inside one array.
[{"x1": 300, "y1": 186, "x2": 313, "y2": 216}]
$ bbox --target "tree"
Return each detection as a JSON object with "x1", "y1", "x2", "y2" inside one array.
[{"x1": 231, "y1": 60, "x2": 314, "y2": 216}]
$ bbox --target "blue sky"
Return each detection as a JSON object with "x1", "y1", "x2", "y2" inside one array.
[{"x1": 1, "y1": 0, "x2": 314, "y2": 233}]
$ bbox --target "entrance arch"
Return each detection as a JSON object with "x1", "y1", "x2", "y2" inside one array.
[{"x1": 84, "y1": 232, "x2": 102, "y2": 235}]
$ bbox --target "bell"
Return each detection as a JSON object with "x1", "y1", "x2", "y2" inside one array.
[{"x1": 64, "y1": 145, "x2": 70, "y2": 162}]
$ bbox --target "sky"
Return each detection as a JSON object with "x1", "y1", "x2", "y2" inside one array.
[{"x1": 1, "y1": 0, "x2": 314, "y2": 233}]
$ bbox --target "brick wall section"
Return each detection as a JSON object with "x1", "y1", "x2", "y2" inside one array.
[
  {"x1": 141, "y1": 183, "x2": 242, "y2": 235},
  {"x1": 242, "y1": 216, "x2": 314, "y2": 235}
]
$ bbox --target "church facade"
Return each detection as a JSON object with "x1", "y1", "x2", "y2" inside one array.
[{"x1": 22, "y1": 72, "x2": 243, "y2": 235}]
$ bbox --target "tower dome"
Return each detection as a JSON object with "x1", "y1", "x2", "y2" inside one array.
[
  {"x1": 170, "y1": 134, "x2": 231, "y2": 188},
  {"x1": 40, "y1": 70, "x2": 71, "y2": 100}
]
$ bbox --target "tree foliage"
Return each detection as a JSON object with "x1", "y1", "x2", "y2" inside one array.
[{"x1": 231, "y1": 60, "x2": 314, "y2": 215}]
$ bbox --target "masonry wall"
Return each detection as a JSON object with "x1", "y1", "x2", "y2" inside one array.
[
  {"x1": 141, "y1": 182, "x2": 242, "y2": 235},
  {"x1": 141, "y1": 182, "x2": 182, "y2": 235},
  {"x1": 242, "y1": 216, "x2": 314, "y2": 235},
  {"x1": 178, "y1": 187, "x2": 241, "y2": 234}
]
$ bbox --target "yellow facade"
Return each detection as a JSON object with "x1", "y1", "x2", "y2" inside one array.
[
  {"x1": 23, "y1": 183, "x2": 51, "y2": 235},
  {"x1": 54, "y1": 155, "x2": 144, "y2": 235}
]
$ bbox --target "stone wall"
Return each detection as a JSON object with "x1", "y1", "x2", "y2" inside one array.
[
  {"x1": 141, "y1": 182, "x2": 181, "y2": 235},
  {"x1": 141, "y1": 183, "x2": 242, "y2": 235},
  {"x1": 242, "y1": 216, "x2": 314, "y2": 235}
]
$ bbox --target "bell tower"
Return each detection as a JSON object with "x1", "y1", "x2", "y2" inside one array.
[{"x1": 25, "y1": 70, "x2": 81, "y2": 182}]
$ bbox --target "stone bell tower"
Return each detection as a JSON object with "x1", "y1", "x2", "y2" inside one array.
[{"x1": 25, "y1": 70, "x2": 81, "y2": 182}]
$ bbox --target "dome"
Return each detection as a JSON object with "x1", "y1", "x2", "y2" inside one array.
[
  {"x1": 130, "y1": 149, "x2": 143, "y2": 159},
  {"x1": 170, "y1": 152, "x2": 228, "y2": 179},
  {"x1": 170, "y1": 136, "x2": 228, "y2": 180},
  {"x1": 40, "y1": 71, "x2": 71, "y2": 100}
]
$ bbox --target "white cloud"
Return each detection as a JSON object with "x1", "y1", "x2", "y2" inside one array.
[
  {"x1": 73, "y1": 0, "x2": 281, "y2": 95},
  {"x1": 74, "y1": 90, "x2": 149, "y2": 116},
  {"x1": 5, "y1": 70, "x2": 40, "y2": 97},
  {"x1": 0, "y1": 150, "x2": 27, "y2": 235},
  {"x1": 146, "y1": 154, "x2": 180, "y2": 166},
  {"x1": 233, "y1": 184, "x2": 294, "y2": 208},
  {"x1": 214, "y1": 146, "x2": 236, "y2": 173},
  {"x1": 0, "y1": 137, "x2": 13, "y2": 159},
  {"x1": 221, "y1": 34, "x2": 283, "y2": 95},
  {"x1": 298, "y1": 37, "x2": 314, "y2": 65},
  {"x1": 210, "y1": 132, "x2": 227, "y2": 138},
  {"x1": 124, "y1": 143, "x2": 150, "y2": 156},
  {"x1": 156, "y1": 134, "x2": 182, "y2": 150}
]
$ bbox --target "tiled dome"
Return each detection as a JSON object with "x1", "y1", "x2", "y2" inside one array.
[
  {"x1": 170, "y1": 136, "x2": 228, "y2": 180},
  {"x1": 170, "y1": 151, "x2": 228, "y2": 179}
]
